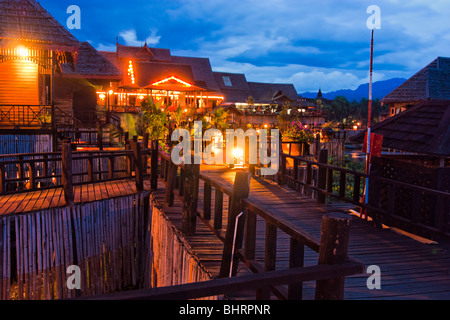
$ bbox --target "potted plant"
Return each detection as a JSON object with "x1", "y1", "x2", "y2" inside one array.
[
  {"x1": 282, "y1": 121, "x2": 315, "y2": 157},
  {"x1": 321, "y1": 121, "x2": 335, "y2": 140}
]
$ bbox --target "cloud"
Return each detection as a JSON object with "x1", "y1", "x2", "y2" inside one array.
[
  {"x1": 96, "y1": 43, "x2": 117, "y2": 52},
  {"x1": 118, "y1": 29, "x2": 161, "y2": 47}
]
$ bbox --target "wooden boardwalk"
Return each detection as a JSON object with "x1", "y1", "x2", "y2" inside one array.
[
  {"x1": 0, "y1": 179, "x2": 142, "y2": 216},
  {"x1": 154, "y1": 166, "x2": 450, "y2": 300}
]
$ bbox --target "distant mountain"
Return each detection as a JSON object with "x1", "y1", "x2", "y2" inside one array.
[{"x1": 300, "y1": 78, "x2": 406, "y2": 101}]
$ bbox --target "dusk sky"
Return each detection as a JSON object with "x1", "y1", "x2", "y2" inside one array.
[{"x1": 39, "y1": 0, "x2": 450, "y2": 93}]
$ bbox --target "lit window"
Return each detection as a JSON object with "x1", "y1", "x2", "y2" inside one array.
[{"x1": 223, "y1": 76, "x2": 232, "y2": 87}]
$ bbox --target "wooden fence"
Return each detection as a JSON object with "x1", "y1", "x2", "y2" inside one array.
[
  {"x1": 0, "y1": 192, "x2": 151, "y2": 300},
  {"x1": 150, "y1": 193, "x2": 216, "y2": 299},
  {"x1": 273, "y1": 150, "x2": 450, "y2": 240}
]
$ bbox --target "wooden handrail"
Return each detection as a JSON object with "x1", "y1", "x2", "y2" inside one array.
[
  {"x1": 152, "y1": 141, "x2": 365, "y2": 299},
  {"x1": 83, "y1": 261, "x2": 364, "y2": 300},
  {"x1": 0, "y1": 144, "x2": 142, "y2": 196},
  {"x1": 273, "y1": 150, "x2": 450, "y2": 239}
]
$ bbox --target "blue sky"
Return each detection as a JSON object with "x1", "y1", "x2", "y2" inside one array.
[{"x1": 39, "y1": 0, "x2": 450, "y2": 93}]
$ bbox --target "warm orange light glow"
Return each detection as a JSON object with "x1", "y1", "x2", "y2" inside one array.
[
  {"x1": 108, "y1": 90, "x2": 114, "y2": 95},
  {"x1": 152, "y1": 76, "x2": 192, "y2": 88},
  {"x1": 99, "y1": 93, "x2": 106, "y2": 100},
  {"x1": 18, "y1": 46, "x2": 28, "y2": 58},
  {"x1": 128, "y1": 60, "x2": 136, "y2": 84}
]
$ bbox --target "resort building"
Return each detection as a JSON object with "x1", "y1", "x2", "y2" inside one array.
[
  {"x1": 0, "y1": 0, "x2": 121, "y2": 129},
  {"x1": 0, "y1": 0, "x2": 315, "y2": 132},
  {"x1": 99, "y1": 43, "x2": 225, "y2": 115}
]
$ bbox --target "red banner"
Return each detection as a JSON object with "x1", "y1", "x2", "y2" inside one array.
[{"x1": 363, "y1": 132, "x2": 383, "y2": 157}]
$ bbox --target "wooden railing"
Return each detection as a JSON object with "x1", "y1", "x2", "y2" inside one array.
[
  {"x1": 147, "y1": 144, "x2": 365, "y2": 300},
  {"x1": 0, "y1": 105, "x2": 83, "y2": 129},
  {"x1": 0, "y1": 138, "x2": 149, "y2": 202},
  {"x1": 274, "y1": 150, "x2": 450, "y2": 240}
]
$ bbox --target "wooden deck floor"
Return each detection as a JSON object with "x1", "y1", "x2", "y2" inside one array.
[
  {"x1": 0, "y1": 179, "x2": 143, "y2": 216},
  {"x1": 154, "y1": 166, "x2": 450, "y2": 300}
]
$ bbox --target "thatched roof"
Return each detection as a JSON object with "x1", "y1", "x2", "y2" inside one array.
[
  {"x1": 0, "y1": 0, "x2": 79, "y2": 50},
  {"x1": 351, "y1": 100, "x2": 450, "y2": 157},
  {"x1": 61, "y1": 42, "x2": 122, "y2": 80},
  {"x1": 383, "y1": 57, "x2": 450, "y2": 104}
]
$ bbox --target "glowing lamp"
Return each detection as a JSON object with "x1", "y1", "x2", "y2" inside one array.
[
  {"x1": 18, "y1": 46, "x2": 28, "y2": 58},
  {"x1": 108, "y1": 90, "x2": 114, "y2": 95},
  {"x1": 232, "y1": 148, "x2": 244, "y2": 169}
]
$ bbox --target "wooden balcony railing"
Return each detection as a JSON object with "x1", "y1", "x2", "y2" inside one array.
[{"x1": 0, "y1": 105, "x2": 82, "y2": 130}]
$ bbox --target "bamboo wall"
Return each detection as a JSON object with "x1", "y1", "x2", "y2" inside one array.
[
  {"x1": 0, "y1": 134, "x2": 52, "y2": 155},
  {"x1": 150, "y1": 194, "x2": 217, "y2": 300},
  {"x1": 0, "y1": 192, "x2": 152, "y2": 300}
]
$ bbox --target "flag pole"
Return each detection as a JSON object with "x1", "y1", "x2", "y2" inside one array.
[{"x1": 362, "y1": 29, "x2": 374, "y2": 219}]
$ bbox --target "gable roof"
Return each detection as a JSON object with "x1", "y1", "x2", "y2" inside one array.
[
  {"x1": 213, "y1": 72, "x2": 252, "y2": 103},
  {"x1": 172, "y1": 55, "x2": 219, "y2": 92},
  {"x1": 383, "y1": 57, "x2": 450, "y2": 104},
  {"x1": 116, "y1": 43, "x2": 172, "y2": 62},
  {"x1": 351, "y1": 100, "x2": 450, "y2": 157},
  {"x1": 248, "y1": 82, "x2": 299, "y2": 104},
  {"x1": 0, "y1": 0, "x2": 79, "y2": 50},
  {"x1": 132, "y1": 61, "x2": 198, "y2": 89}
]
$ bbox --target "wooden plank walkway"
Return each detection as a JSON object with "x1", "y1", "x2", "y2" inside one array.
[
  {"x1": 0, "y1": 179, "x2": 143, "y2": 216},
  {"x1": 154, "y1": 165, "x2": 450, "y2": 300}
]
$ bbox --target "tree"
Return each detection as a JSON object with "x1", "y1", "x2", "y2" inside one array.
[
  {"x1": 137, "y1": 97, "x2": 168, "y2": 140},
  {"x1": 211, "y1": 107, "x2": 229, "y2": 131}
]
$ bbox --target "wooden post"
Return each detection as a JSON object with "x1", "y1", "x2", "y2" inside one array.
[
  {"x1": 87, "y1": 153, "x2": 94, "y2": 182},
  {"x1": 131, "y1": 140, "x2": 143, "y2": 191},
  {"x1": 317, "y1": 149, "x2": 328, "y2": 204},
  {"x1": 142, "y1": 133, "x2": 149, "y2": 174},
  {"x1": 288, "y1": 238, "x2": 305, "y2": 300},
  {"x1": 150, "y1": 140, "x2": 159, "y2": 191},
  {"x1": 62, "y1": 141, "x2": 74, "y2": 207},
  {"x1": 214, "y1": 189, "x2": 224, "y2": 231},
  {"x1": 0, "y1": 164, "x2": 5, "y2": 194},
  {"x1": 182, "y1": 158, "x2": 200, "y2": 236},
  {"x1": 203, "y1": 182, "x2": 212, "y2": 220},
  {"x1": 108, "y1": 156, "x2": 114, "y2": 180},
  {"x1": 315, "y1": 213, "x2": 351, "y2": 300},
  {"x1": 28, "y1": 162, "x2": 36, "y2": 190},
  {"x1": 314, "y1": 134, "x2": 321, "y2": 160},
  {"x1": 97, "y1": 125, "x2": 103, "y2": 151},
  {"x1": 165, "y1": 159, "x2": 177, "y2": 207},
  {"x1": 219, "y1": 172, "x2": 251, "y2": 278}
]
